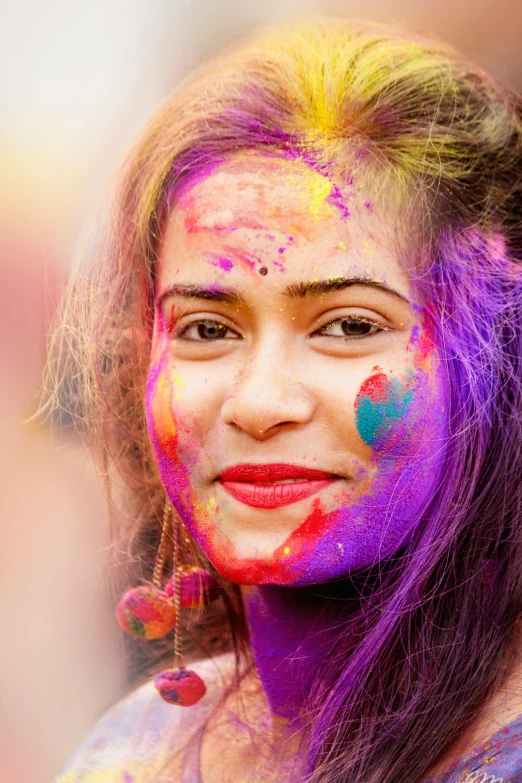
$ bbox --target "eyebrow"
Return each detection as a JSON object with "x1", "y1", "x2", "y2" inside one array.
[
  {"x1": 284, "y1": 277, "x2": 410, "y2": 303},
  {"x1": 158, "y1": 277, "x2": 410, "y2": 306},
  {"x1": 158, "y1": 284, "x2": 242, "y2": 305}
]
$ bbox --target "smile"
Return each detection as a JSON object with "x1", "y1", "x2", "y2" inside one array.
[{"x1": 217, "y1": 463, "x2": 341, "y2": 509}]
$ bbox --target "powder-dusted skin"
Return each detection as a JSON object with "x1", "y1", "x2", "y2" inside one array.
[
  {"x1": 146, "y1": 151, "x2": 449, "y2": 589},
  {"x1": 145, "y1": 351, "x2": 195, "y2": 525},
  {"x1": 147, "y1": 314, "x2": 447, "y2": 587},
  {"x1": 51, "y1": 654, "x2": 235, "y2": 782},
  {"x1": 355, "y1": 372, "x2": 414, "y2": 447}
]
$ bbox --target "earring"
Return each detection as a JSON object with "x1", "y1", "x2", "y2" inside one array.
[{"x1": 115, "y1": 499, "x2": 220, "y2": 706}]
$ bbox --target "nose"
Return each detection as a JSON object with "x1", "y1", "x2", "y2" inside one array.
[{"x1": 221, "y1": 336, "x2": 316, "y2": 439}]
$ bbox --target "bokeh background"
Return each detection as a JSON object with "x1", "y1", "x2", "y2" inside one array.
[{"x1": 1, "y1": 1, "x2": 521, "y2": 780}]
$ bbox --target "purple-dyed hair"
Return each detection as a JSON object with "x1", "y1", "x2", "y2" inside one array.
[{"x1": 42, "y1": 19, "x2": 522, "y2": 783}]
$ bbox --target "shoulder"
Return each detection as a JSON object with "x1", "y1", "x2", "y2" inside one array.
[{"x1": 52, "y1": 653, "x2": 235, "y2": 783}]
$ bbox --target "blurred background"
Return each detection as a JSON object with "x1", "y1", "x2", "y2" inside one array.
[{"x1": 1, "y1": 1, "x2": 521, "y2": 780}]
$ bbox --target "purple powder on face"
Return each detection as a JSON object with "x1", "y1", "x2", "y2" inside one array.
[
  {"x1": 326, "y1": 182, "x2": 351, "y2": 219},
  {"x1": 207, "y1": 254, "x2": 235, "y2": 272},
  {"x1": 410, "y1": 324, "x2": 420, "y2": 343},
  {"x1": 284, "y1": 147, "x2": 351, "y2": 220},
  {"x1": 218, "y1": 257, "x2": 234, "y2": 272},
  {"x1": 278, "y1": 247, "x2": 286, "y2": 253}
]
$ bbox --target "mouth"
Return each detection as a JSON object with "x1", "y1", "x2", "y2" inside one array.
[{"x1": 217, "y1": 463, "x2": 342, "y2": 509}]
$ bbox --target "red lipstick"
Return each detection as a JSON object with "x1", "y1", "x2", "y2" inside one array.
[{"x1": 218, "y1": 463, "x2": 340, "y2": 509}]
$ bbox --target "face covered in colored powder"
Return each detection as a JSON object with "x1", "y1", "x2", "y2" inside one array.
[{"x1": 146, "y1": 150, "x2": 448, "y2": 586}]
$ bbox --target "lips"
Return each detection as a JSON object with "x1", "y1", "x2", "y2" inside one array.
[{"x1": 218, "y1": 463, "x2": 340, "y2": 509}]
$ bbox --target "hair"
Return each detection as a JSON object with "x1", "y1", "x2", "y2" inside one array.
[{"x1": 40, "y1": 16, "x2": 522, "y2": 783}]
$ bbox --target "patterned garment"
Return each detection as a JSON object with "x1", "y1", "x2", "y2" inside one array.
[
  {"x1": 426, "y1": 714, "x2": 522, "y2": 783},
  {"x1": 53, "y1": 653, "x2": 522, "y2": 783}
]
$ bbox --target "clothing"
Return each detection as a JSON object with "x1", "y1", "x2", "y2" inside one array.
[
  {"x1": 52, "y1": 653, "x2": 235, "y2": 783},
  {"x1": 53, "y1": 653, "x2": 522, "y2": 783},
  {"x1": 176, "y1": 712, "x2": 522, "y2": 783},
  {"x1": 426, "y1": 713, "x2": 522, "y2": 783}
]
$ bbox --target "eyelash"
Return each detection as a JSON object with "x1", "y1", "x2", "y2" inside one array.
[
  {"x1": 313, "y1": 316, "x2": 390, "y2": 339},
  {"x1": 173, "y1": 316, "x2": 390, "y2": 342},
  {"x1": 175, "y1": 320, "x2": 239, "y2": 341}
]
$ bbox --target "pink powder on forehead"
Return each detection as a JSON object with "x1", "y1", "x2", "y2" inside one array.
[{"x1": 208, "y1": 255, "x2": 235, "y2": 272}]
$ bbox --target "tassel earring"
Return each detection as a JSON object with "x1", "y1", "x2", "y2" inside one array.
[{"x1": 115, "y1": 499, "x2": 220, "y2": 706}]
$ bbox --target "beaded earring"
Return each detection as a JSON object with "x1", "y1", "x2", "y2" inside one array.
[{"x1": 116, "y1": 499, "x2": 220, "y2": 706}]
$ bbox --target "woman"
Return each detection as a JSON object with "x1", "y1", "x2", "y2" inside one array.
[{"x1": 46, "y1": 18, "x2": 522, "y2": 783}]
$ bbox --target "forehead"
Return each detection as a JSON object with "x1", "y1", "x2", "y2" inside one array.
[
  {"x1": 159, "y1": 151, "x2": 411, "y2": 295},
  {"x1": 173, "y1": 152, "x2": 343, "y2": 231}
]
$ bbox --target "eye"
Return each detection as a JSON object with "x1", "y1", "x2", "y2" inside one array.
[
  {"x1": 176, "y1": 319, "x2": 241, "y2": 342},
  {"x1": 313, "y1": 316, "x2": 389, "y2": 339}
]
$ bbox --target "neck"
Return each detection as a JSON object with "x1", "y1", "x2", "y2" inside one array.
[{"x1": 242, "y1": 582, "x2": 350, "y2": 722}]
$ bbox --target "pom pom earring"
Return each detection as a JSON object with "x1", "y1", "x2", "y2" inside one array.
[{"x1": 115, "y1": 499, "x2": 220, "y2": 706}]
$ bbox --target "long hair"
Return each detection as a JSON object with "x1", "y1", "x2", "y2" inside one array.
[{"x1": 41, "y1": 18, "x2": 522, "y2": 783}]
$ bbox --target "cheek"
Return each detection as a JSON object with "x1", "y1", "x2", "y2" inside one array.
[
  {"x1": 285, "y1": 363, "x2": 446, "y2": 584},
  {"x1": 145, "y1": 356, "x2": 191, "y2": 510},
  {"x1": 147, "y1": 354, "x2": 215, "y2": 455},
  {"x1": 145, "y1": 355, "x2": 208, "y2": 516},
  {"x1": 146, "y1": 358, "x2": 224, "y2": 569},
  {"x1": 350, "y1": 344, "x2": 447, "y2": 536},
  {"x1": 354, "y1": 371, "x2": 415, "y2": 451},
  {"x1": 354, "y1": 324, "x2": 446, "y2": 457},
  {"x1": 354, "y1": 364, "x2": 446, "y2": 462}
]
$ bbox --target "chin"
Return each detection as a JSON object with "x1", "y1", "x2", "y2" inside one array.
[
  {"x1": 184, "y1": 495, "x2": 415, "y2": 587},
  {"x1": 201, "y1": 539, "x2": 352, "y2": 587},
  {"x1": 204, "y1": 548, "x2": 299, "y2": 586}
]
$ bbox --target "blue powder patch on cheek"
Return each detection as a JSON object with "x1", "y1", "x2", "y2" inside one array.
[
  {"x1": 355, "y1": 374, "x2": 414, "y2": 448},
  {"x1": 355, "y1": 396, "x2": 386, "y2": 445}
]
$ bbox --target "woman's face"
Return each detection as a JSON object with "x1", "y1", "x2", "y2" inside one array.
[{"x1": 147, "y1": 151, "x2": 447, "y2": 586}]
